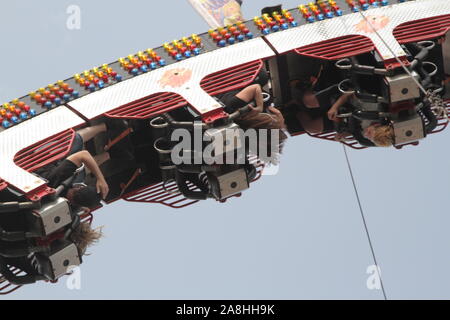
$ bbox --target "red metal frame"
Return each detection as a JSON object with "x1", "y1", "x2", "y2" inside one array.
[
  {"x1": 106, "y1": 60, "x2": 264, "y2": 120},
  {"x1": 0, "y1": 267, "x2": 24, "y2": 295},
  {"x1": 123, "y1": 181, "x2": 200, "y2": 209},
  {"x1": 383, "y1": 56, "x2": 411, "y2": 71},
  {"x1": 200, "y1": 60, "x2": 263, "y2": 96},
  {"x1": 123, "y1": 157, "x2": 266, "y2": 207},
  {"x1": 200, "y1": 60, "x2": 264, "y2": 124},
  {"x1": 295, "y1": 35, "x2": 375, "y2": 61},
  {"x1": 394, "y1": 14, "x2": 450, "y2": 44},
  {"x1": 307, "y1": 131, "x2": 368, "y2": 150},
  {"x1": 105, "y1": 92, "x2": 188, "y2": 119},
  {"x1": 201, "y1": 109, "x2": 230, "y2": 124},
  {"x1": 14, "y1": 129, "x2": 76, "y2": 173},
  {"x1": 0, "y1": 179, "x2": 7, "y2": 192},
  {"x1": 293, "y1": 100, "x2": 450, "y2": 149}
]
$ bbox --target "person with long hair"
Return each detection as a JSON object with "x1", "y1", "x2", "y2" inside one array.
[
  {"x1": 217, "y1": 71, "x2": 288, "y2": 164},
  {"x1": 70, "y1": 222, "x2": 103, "y2": 255},
  {"x1": 286, "y1": 52, "x2": 395, "y2": 147}
]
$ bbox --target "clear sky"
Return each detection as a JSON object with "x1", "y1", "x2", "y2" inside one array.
[{"x1": 1, "y1": 0, "x2": 450, "y2": 300}]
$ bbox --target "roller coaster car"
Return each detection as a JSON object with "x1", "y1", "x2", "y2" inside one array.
[
  {"x1": 1, "y1": 0, "x2": 450, "y2": 294},
  {"x1": 0, "y1": 167, "x2": 93, "y2": 291},
  {"x1": 277, "y1": 34, "x2": 450, "y2": 149}
]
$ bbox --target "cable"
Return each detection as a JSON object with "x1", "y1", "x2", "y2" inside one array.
[{"x1": 342, "y1": 145, "x2": 388, "y2": 300}]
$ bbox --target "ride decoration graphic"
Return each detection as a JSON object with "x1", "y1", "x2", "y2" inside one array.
[
  {"x1": 158, "y1": 68, "x2": 193, "y2": 89},
  {"x1": 355, "y1": 15, "x2": 390, "y2": 33}
]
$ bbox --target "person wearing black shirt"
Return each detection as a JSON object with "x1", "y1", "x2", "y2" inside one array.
[
  {"x1": 39, "y1": 150, "x2": 108, "y2": 208},
  {"x1": 36, "y1": 125, "x2": 110, "y2": 209},
  {"x1": 217, "y1": 69, "x2": 270, "y2": 115}
]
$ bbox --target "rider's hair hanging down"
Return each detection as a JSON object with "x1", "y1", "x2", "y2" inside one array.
[
  {"x1": 70, "y1": 222, "x2": 103, "y2": 255},
  {"x1": 371, "y1": 125, "x2": 395, "y2": 147}
]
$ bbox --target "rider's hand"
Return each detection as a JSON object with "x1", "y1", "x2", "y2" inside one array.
[
  {"x1": 268, "y1": 106, "x2": 286, "y2": 128},
  {"x1": 96, "y1": 178, "x2": 109, "y2": 199},
  {"x1": 327, "y1": 107, "x2": 339, "y2": 121}
]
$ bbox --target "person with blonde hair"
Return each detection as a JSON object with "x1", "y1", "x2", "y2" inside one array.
[
  {"x1": 327, "y1": 96, "x2": 395, "y2": 147},
  {"x1": 70, "y1": 222, "x2": 103, "y2": 255},
  {"x1": 362, "y1": 123, "x2": 395, "y2": 147}
]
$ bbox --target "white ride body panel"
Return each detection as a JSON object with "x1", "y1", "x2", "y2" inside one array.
[
  {"x1": 0, "y1": 108, "x2": 84, "y2": 193},
  {"x1": 67, "y1": 37, "x2": 275, "y2": 119},
  {"x1": 265, "y1": 0, "x2": 450, "y2": 60},
  {"x1": 1, "y1": 0, "x2": 449, "y2": 194}
]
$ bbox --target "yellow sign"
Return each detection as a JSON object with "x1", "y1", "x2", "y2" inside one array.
[{"x1": 188, "y1": 0, "x2": 244, "y2": 28}]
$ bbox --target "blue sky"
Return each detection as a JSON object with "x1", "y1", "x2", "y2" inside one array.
[{"x1": 1, "y1": 0, "x2": 449, "y2": 299}]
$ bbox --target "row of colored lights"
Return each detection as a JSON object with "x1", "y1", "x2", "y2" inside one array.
[
  {"x1": 317, "y1": 0, "x2": 343, "y2": 17},
  {"x1": 119, "y1": 48, "x2": 166, "y2": 76},
  {"x1": 163, "y1": 35, "x2": 202, "y2": 61},
  {"x1": 30, "y1": 81, "x2": 79, "y2": 109},
  {"x1": 0, "y1": 101, "x2": 36, "y2": 129},
  {"x1": 345, "y1": 0, "x2": 389, "y2": 12},
  {"x1": 299, "y1": 1, "x2": 343, "y2": 22},
  {"x1": 254, "y1": 9, "x2": 298, "y2": 34},
  {"x1": 208, "y1": 23, "x2": 253, "y2": 47},
  {"x1": 74, "y1": 65, "x2": 122, "y2": 92}
]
